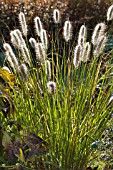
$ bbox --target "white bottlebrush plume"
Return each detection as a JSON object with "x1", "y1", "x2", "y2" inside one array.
[
  {"x1": 78, "y1": 36, "x2": 85, "y2": 47},
  {"x1": 10, "y1": 30, "x2": 21, "y2": 48},
  {"x1": 107, "y1": 4, "x2": 113, "y2": 21},
  {"x1": 93, "y1": 34, "x2": 108, "y2": 57},
  {"x1": 3, "y1": 43, "x2": 12, "y2": 52},
  {"x1": 45, "y1": 60, "x2": 51, "y2": 80},
  {"x1": 18, "y1": 63, "x2": 28, "y2": 82},
  {"x1": 63, "y1": 21, "x2": 72, "y2": 42},
  {"x1": 3, "y1": 43, "x2": 19, "y2": 70},
  {"x1": 53, "y1": 9, "x2": 60, "y2": 23},
  {"x1": 20, "y1": 46, "x2": 31, "y2": 65},
  {"x1": 15, "y1": 29, "x2": 26, "y2": 47},
  {"x1": 73, "y1": 45, "x2": 83, "y2": 68},
  {"x1": 47, "y1": 81, "x2": 56, "y2": 94},
  {"x1": 10, "y1": 29, "x2": 26, "y2": 49},
  {"x1": 18, "y1": 12, "x2": 28, "y2": 37},
  {"x1": 78, "y1": 25, "x2": 87, "y2": 46},
  {"x1": 5, "y1": 52, "x2": 15, "y2": 70},
  {"x1": 91, "y1": 23, "x2": 107, "y2": 45},
  {"x1": 34, "y1": 16, "x2": 43, "y2": 36},
  {"x1": 10, "y1": 29, "x2": 30, "y2": 64},
  {"x1": 35, "y1": 43, "x2": 46, "y2": 63},
  {"x1": 82, "y1": 42, "x2": 91, "y2": 62},
  {"x1": 29, "y1": 37, "x2": 37, "y2": 48},
  {"x1": 40, "y1": 29, "x2": 48, "y2": 50}
]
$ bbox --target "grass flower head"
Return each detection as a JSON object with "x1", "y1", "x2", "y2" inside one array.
[
  {"x1": 35, "y1": 43, "x2": 46, "y2": 63},
  {"x1": 93, "y1": 34, "x2": 108, "y2": 56},
  {"x1": 3, "y1": 43, "x2": 19, "y2": 70},
  {"x1": 45, "y1": 60, "x2": 51, "y2": 80},
  {"x1": 18, "y1": 63, "x2": 28, "y2": 82},
  {"x1": 29, "y1": 37, "x2": 37, "y2": 48},
  {"x1": 19, "y1": 12, "x2": 28, "y2": 37},
  {"x1": 63, "y1": 21, "x2": 72, "y2": 42},
  {"x1": 40, "y1": 29, "x2": 48, "y2": 50},
  {"x1": 91, "y1": 23, "x2": 107, "y2": 45},
  {"x1": 82, "y1": 42, "x2": 91, "y2": 62},
  {"x1": 53, "y1": 9, "x2": 60, "y2": 23},
  {"x1": 47, "y1": 81, "x2": 56, "y2": 94},
  {"x1": 107, "y1": 4, "x2": 113, "y2": 21},
  {"x1": 78, "y1": 25, "x2": 87, "y2": 46},
  {"x1": 34, "y1": 16, "x2": 43, "y2": 37},
  {"x1": 10, "y1": 30, "x2": 21, "y2": 48},
  {"x1": 73, "y1": 45, "x2": 83, "y2": 68}
]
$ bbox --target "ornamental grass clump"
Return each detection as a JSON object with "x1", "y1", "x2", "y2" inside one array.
[{"x1": 0, "y1": 5, "x2": 113, "y2": 170}]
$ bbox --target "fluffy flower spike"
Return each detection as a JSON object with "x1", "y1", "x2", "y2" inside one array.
[
  {"x1": 63, "y1": 21, "x2": 72, "y2": 42},
  {"x1": 78, "y1": 25, "x2": 87, "y2": 46},
  {"x1": 82, "y1": 42, "x2": 91, "y2": 62},
  {"x1": 35, "y1": 43, "x2": 46, "y2": 63},
  {"x1": 53, "y1": 9, "x2": 60, "y2": 23},
  {"x1": 19, "y1": 12, "x2": 28, "y2": 37},
  {"x1": 93, "y1": 35, "x2": 107, "y2": 57},
  {"x1": 92, "y1": 23, "x2": 107, "y2": 45},
  {"x1": 107, "y1": 4, "x2": 113, "y2": 21},
  {"x1": 47, "y1": 81, "x2": 56, "y2": 94},
  {"x1": 34, "y1": 16, "x2": 43, "y2": 36},
  {"x1": 73, "y1": 45, "x2": 83, "y2": 68},
  {"x1": 18, "y1": 63, "x2": 28, "y2": 82},
  {"x1": 45, "y1": 60, "x2": 51, "y2": 80},
  {"x1": 40, "y1": 29, "x2": 48, "y2": 50},
  {"x1": 29, "y1": 37, "x2": 37, "y2": 48},
  {"x1": 3, "y1": 43, "x2": 19, "y2": 70}
]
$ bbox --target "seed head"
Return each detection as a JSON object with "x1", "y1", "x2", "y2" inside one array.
[
  {"x1": 78, "y1": 25, "x2": 87, "y2": 46},
  {"x1": 47, "y1": 81, "x2": 56, "y2": 94},
  {"x1": 73, "y1": 45, "x2": 83, "y2": 68},
  {"x1": 18, "y1": 12, "x2": 28, "y2": 37},
  {"x1": 10, "y1": 30, "x2": 21, "y2": 48},
  {"x1": 53, "y1": 9, "x2": 60, "y2": 23},
  {"x1": 45, "y1": 60, "x2": 51, "y2": 80},
  {"x1": 18, "y1": 63, "x2": 28, "y2": 82},
  {"x1": 10, "y1": 29, "x2": 26, "y2": 49},
  {"x1": 15, "y1": 29, "x2": 26, "y2": 47},
  {"x1": 10, "y1": 29, "x2": 30, "y2": 65},
  {"x1": 107, "y1": 4, "x2": 113, "y2": 21},
  {"x1": 40, "y1": 29, "x2": 48, "y2": 50},
  {"x1": 29, "y1": 37, "x2": 37, "y2": 48},
  {"x1": 92, "y1": 23, "x2": 107, "y2": 45},
  {"x1": 34, "y1": 16, "x2": 43, "y2": 36},
  {"x1": 82, "y1": 42, "x2": 91, "y2": 62},
  {"x1": 20, "y1": 46, "x2": 31, "y2": 65},
  {"x1": 5, "y1": 52, "x2": 15, "y2": 70},
  {"x1": 93, "y1": 34, "x2": 107, "y2": 57},
  {"x1": 3, "y1": 43, "x2": 19, "y2": 70},
  {"x1": 35, "y1": 43, "x2": 46, "y2": 63},
  {"x1": 63, "y1": 21, "x2": 72, "y2": 42}
]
